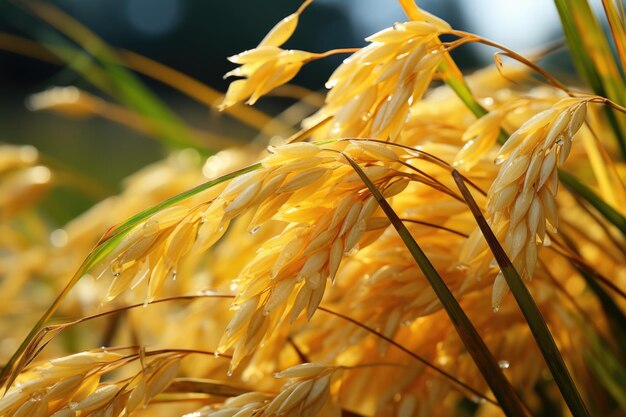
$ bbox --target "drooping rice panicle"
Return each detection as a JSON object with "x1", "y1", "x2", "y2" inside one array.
[
  {"x1": 0, "y1": 349, "x2": 189, "y2": 417},
  {"x1": 304, "y1": 17, "x2": 452, "y2": 142},
  {"x1": 460, "y1": 98, "x2": 589, "y2": 308},
  {"x1": 219, "y1": 1, "x2": 315, "y2": 109}
]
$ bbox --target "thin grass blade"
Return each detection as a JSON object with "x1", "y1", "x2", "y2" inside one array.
[
  {"x1": 452, "y1": 170, "x2": 591, "y2": 417},
  {"x1": 602, "y1": 0, "x2": 626, "y2": 75}
]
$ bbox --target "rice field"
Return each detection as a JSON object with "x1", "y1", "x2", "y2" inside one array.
[{"x1": 1, "y1": 1, "x2": 626, "y2": 416}]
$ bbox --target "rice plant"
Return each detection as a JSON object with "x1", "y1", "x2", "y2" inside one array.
[{"x1": 1, "y1": 0, "x2": 626, "y2": 416}]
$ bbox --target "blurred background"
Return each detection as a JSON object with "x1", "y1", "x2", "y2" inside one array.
[{"x1": 0, "y1": 0, "x2": 601, "y2": 225}]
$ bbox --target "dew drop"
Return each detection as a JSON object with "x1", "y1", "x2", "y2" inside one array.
[
  {"x1": 111, "y1": 260, "x2": 122, "y2": 277},
  {"x1": 214, "y1": 351, "x2": 220, "y2": 358},
  {"x1": 492, "y1": 306, "x2": 500, "y2": 313},
  {"x1": 498, "y1": 360, "x2": 510, "y2": 369},
  {"x1": 69, "y1": 402, "x2": 79, "y2": 410},
  {"x1": 392, "y1": 22, "x2": 402, "y2": 30},
  {"x1": 470, "y1": 395, "x2": 486, "y2": 404},
  {"x1": 455, "y1": 263, "x2": 469, "y2": 271},
  {"x1": 249, "y1": 226, "x2": 261, "y2": 235},
  {"x1": 50, "y1": 229, "x2": 68, "y2": 248},
  {"x1": 171, "y1": 270, "x2": 177, "y2": 281},
  {"x1": 361, "y1": 111, "x2": 372, "y2": 122},
  {"x1": 227, "y1": 367, "x2": 234, "y2": 377},
  {"x1": 266, "y1": 145, "x2": 276, "y2": 154}
]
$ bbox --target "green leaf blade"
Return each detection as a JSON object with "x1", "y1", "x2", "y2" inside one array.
[{"x1": 559, "y1": 170, "x2": 626, "y2": 236}]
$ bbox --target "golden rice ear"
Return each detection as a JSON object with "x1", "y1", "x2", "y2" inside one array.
[{"x1": 472, "y1": 98, "x2": 588, "y2": 291}]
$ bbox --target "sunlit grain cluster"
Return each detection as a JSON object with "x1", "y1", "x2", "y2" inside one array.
[{"x1": 2, "y1": 1, "x2": 626, "y2": 417}]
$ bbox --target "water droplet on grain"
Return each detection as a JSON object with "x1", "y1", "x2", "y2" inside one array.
[
  {"x1": 249, "y1": 226, "x2": 261, "y2": 235},
  {"x1": 492, "y1": 306, "x2": 500, "y2": 313},
  {"x1": 393, "y1": 22, "x2": 402, "y2": 30},
  {"x1": 498, "y1": 360, "x2": 510, "y2": 369},
  {"x1": 470, "y1": 395, "x2": 486, "y2": 404},
  {"x1": 455, "y1": 263, "x2": 469, "y2": 271}
]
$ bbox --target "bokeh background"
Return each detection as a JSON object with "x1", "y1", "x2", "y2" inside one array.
[{"x1": 0, "y1": 0, "x2": 600, "y2": 226}]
